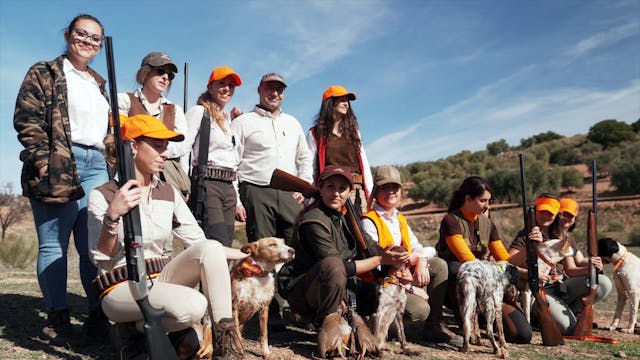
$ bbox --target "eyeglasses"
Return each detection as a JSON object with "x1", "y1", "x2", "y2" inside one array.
[
  {"x1": 154, "y1": 67, "x2": 175, "y2": 81},
  {"x1": 71, "y1": 28, "x2": 103, "y2": 46}
]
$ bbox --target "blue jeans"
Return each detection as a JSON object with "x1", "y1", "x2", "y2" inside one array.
[{"x1": 32, "y1": 145, "x2": 108, "y2": 312}]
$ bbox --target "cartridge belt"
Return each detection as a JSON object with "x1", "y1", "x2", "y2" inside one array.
[
  {"x1": 204, "y1": 165, "x2": 236, "y2": 182},
  {"x1": 92, "y1": 257, "x2": 170, "y2": 300}
]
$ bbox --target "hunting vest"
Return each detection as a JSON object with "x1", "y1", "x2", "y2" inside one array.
[{"x1": 126, "y1": 93, "x2": 176, "y2": 130}]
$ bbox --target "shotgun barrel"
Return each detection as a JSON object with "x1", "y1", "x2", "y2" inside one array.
[{"x1": 105, "y1": 36, "x2": 177, "y2": 360}]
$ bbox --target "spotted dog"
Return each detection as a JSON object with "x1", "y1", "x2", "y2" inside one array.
[
  {"x1": 457, "y1": 260, "x2": 520, "y2": 358},
  {"x1": 598, "y1": 237, "x2": 640, "y2": 334}
]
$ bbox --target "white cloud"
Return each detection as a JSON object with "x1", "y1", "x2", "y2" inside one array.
[{"x1": 564, "y1": 21, "x2": 639, "y2": 59}]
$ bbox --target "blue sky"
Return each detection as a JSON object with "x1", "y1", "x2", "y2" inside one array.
[{"x1": 1, "y1": 1, "x2": 638, "y2": 191}]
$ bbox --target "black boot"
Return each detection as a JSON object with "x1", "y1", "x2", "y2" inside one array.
[
  {"x1": 84, "y1": 307, "x2": 111, "y2": 340},
  {"x1": 169, "y1": 327, "x2": 200, "y2": 360},
  {"x1": 212, "y1": 318, "x2": 243, "y2": 360},
  {"x1": 41, "y1": 309, "x2": 80, "y2": 347}
]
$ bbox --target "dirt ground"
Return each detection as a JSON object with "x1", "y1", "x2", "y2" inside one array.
[{"x1": 1, "y1": 265, "x2": 638, "y2": 360}]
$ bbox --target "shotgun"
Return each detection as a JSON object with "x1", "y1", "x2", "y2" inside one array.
[
  {"x1": 269, "y1": 169, "x2": 378, "y2": 257},
  {"x1": 519, "y1": 154, "x2": 564, "y2": 346},
  {"x1": 105, "y1": 37, "x2": 178, "y2": 360},
  {"x1": 573, "y1": 160, "x2": 599, "y2": 336},
  {"x1": 183, "y1": 62, "x2": 188, "y2": 112}
]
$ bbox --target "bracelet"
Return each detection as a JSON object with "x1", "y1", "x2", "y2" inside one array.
[
  {"x1": 103, "y1": 213, "x2": 121, "y2": 225},
  {"x1": 105, "y1": 225, "x2": 119, "y2": 235}
]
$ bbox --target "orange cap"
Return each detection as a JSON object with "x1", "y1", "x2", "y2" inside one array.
[
  {"x1": 535, "y1": 197, "x2": 561, "y2": 215},
  {"x1": 322, "y1": 85, "x2": 356, "y2": 102},
  {"x1": 121, "y1": 114, "x2": 184, "y2": 142},
  {"x1": 207, "y1": 66, "x2": 242, "y2": 87},
  {"x1": 560, "y1": 198, "x2": 579, "y2": 217}
]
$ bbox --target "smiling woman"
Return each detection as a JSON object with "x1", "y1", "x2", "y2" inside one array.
[
  {"x1": 117, "y1": 52, "x2": 191, "y2": 200},
  {"x1": 13, "y1": 13, "x2": 111, "y2": 345}
]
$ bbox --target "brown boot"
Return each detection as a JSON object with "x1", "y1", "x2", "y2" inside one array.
[
  {"x1": 424, "y1": 320, "x2": 462, "y2": 346},
  {"x1": 41, "y1": 309, "x2": 80, "y2": 347},
  {"x1": 212, "y1": 318, "x2": 243, "y2": 360}
]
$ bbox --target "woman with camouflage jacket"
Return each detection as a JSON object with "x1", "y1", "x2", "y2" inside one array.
[{"x1": 13, "y1": 14, "x2": 110, "y2": 344}]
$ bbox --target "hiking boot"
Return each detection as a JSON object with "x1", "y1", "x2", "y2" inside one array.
[
  {"x1": 40, "y1": 309, "x2": 80, "y2": 347},
  {"x1": 212, "y1": 317, "x2": 243, "y2": 360},
  {"x1": 84, "y1": 309, "x2": 111, "y2": 341},
  {"x1": 424, "y1": 321, "x2": 462, "y2": 346}
]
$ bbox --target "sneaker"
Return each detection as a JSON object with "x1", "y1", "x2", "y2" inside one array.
[
  {"x1": 212, "y1": 317, "x2": 243, "y2": 360},
  {"x1": 423, "y1": 321, "x2": 462, "y2": 346},
  {"x1": 40, "y1": 309, "x2": 80, "y2": 347}
]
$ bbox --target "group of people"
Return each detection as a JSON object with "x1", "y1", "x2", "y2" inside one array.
[{"x1": 13, "y1": 13, "x2": 612, "y2": 359}]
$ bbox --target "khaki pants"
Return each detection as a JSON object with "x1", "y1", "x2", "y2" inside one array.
[
  {"x1": 101, "y1": 240, "x2": 232, "y2": 332},
  {"x1": 404, "y1": 256, "x2": 448, "y2": 327}
]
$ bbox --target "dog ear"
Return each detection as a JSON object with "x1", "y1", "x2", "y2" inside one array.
[{"x1": 240, "y1": 242, "x2": 257, "y2": 255}]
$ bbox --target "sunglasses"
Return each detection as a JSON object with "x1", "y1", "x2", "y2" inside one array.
[{"x1": 154, "y1": 67, "x2": 175, "y2": 80}]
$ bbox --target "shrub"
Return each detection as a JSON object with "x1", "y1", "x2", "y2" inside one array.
[
  {"x1": 607, "y1": 221, "x2": 625, "y2": 232},
  {"x1": 0, "y1": 233, "x2": 37, "y2": 270}
]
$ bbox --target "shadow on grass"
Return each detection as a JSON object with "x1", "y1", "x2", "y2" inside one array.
[{"x1": 0, "y1": 292, "x2": 115, "y2": 359}]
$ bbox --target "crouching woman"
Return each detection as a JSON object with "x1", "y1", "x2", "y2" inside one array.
[
  {"x1": 87, "y1": 114, "x2": 247, "y2": 359},
  {"x1": 278, "y1": 165, "x2": 409, "y2": 347}
]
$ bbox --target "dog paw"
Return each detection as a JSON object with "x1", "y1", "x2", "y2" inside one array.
[
  {"x1": 497, "y1": 348, "x2": 509, "y2": 359},
  {"x1": 621, "y1": 328, "x2": 635, "y2": 334}
]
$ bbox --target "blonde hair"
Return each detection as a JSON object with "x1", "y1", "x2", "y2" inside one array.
[{"x1": 197, "y1": 91, "x2": 228, "y2": 132}]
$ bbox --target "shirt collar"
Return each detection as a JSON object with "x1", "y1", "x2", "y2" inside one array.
[
  {"x1": 253, "y1": 105, "x2": 281, "y2": 118},
  {"x1": 373, "y1": 203, "x2": 399, "y2": 220},
  {"x1": 135, "y1": 88, "x2": 170, "y2": 105}
]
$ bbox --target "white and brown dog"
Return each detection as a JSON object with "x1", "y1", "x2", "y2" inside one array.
[
  {"x1": 598, "y1": 237, "x2": 640, "y2": 334},
  {"x1": 457, "y1": 260, "x2": 521, "y2": 358},
  {"x1": 521, "y1": 238, "x2": 575, "y2": 322},
  {"x1": 367, "y1": 245, "x2": 410, "y2": 353},
  {"x1": 230, "y1": 237, "x2": 295, "y2": 359}
]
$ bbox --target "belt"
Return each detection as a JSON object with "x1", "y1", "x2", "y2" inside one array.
[
  {"x1": 204, "y1": 165, "x2": 236, "y2": 182},
  {"x1": 72, "y1": 143, "x2": 103, "y2": 152},
  {"x1": 92, "y1": 257, "x2": 170, "y2": 300},
  {"x1": 352, "y1": 174, "x2": 363, "y2": 184}
]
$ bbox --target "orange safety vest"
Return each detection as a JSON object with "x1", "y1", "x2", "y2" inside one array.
[{"x1": 362, "y1": 210, "x2": 412, "y2": 254}]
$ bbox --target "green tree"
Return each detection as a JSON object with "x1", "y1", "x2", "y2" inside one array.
[
  {"x1": 611, "y1": 159, "x2": 640, "y2": 194},
  {"x1": 587, "y1": 119, "x2": 635, "y2": 149},
  {"x1": 487, "y1": 139, "x2": 510, "y2": 156},
  {"x1": 632, "y1": 118, "x2": 640, "y2": 133},
  {"x1": 520, "y1": 131, "x2": 564, "y2": 148},
  {"x1": 561, "y1": 168, "x2": 584, "y2": 192},
  {"x1": 486, "y1": 168, "x2": 520, "y2": 203}
]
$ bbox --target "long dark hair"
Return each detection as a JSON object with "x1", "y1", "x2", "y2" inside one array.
[
  {"x1": 313, "y1": 97, "x2": 361, "y2": 148},
  {"x1": 447, "y1": 176, "x2": 492, "y2": 213}
]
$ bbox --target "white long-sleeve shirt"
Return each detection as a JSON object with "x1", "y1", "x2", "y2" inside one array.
[
  {"x1": 361, "y1": 203, "x2": 435, "y2": 259},
  {"x1": 118, "y1": 89, "x2": 190, "y2": 172},
  {"x1": 184, "y1": 105, "x2": 237, "y2": 170},
  {"x1": 231, "y1": 106, "x2": 313, "y2": 186},
  {"x1": 87, "y1": 177, "x2": 209, "y2": 272}
]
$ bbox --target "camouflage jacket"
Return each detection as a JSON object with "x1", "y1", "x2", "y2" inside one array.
[{"x1": 13, "y1": 55, "x2": 108, "y2": 203}]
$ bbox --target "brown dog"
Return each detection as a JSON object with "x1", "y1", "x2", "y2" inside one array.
[{"x1": 230, "y1": 237, "x2": 295, "y2": 359}]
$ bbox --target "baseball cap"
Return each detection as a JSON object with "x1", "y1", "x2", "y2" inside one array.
[
  {"x1": 560, "y1": 198, "x2": 579, "y2": 217},
  {"x1": 373, "y1": 165, "x2": 402, "y2": 187},
  {"x1": 322, "y1": 85, "x2": 356, "y2": 102},
  {"x1": 121, "y1": 114, "x2": 184, "y2": 142},
  {"x1": 319, "y1": 165, "x2": 353, "y2": 187},
  {"x1": 259, "y1": 73, "x2": 287, "y2": 87},
  {"x1": 207, "y1": 66, "x2": 242, "y2": 87},
  {"x1": 140, "y1": 52, "x2": 178, "y2": 73},
  {"x1": 535, "y1": 196, "x2": 561, "y2": 215}
]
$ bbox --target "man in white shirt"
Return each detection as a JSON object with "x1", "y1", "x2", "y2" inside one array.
[{"x1": 231, "y1": 73, "x2": 312, "y2": 244}]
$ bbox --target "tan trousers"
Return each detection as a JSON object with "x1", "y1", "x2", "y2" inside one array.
[
  {"x1": 404, "y1": 256, "x2": 449, "y2": 327},
  {"x1": 101, "y1": 240, "x2": 232, "y2": 332}
]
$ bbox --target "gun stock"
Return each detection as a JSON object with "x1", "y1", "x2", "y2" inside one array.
[
  {"x1": 269, "y1": 169, "x2": 377, "y2": 257},
  {"x1": 573, "y1": 210, "x2": 598, "y2": 336},
  {"x1": 105, "y1": 37, "x2": 177, "y2": 360},
  {"x1": 520, "y1": 154, "x2": 564, "y2": 346}
]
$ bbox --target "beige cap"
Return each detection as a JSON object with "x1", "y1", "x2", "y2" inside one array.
[{"x1": 373, "y1": 165, "x2": 402, "y2": 187}]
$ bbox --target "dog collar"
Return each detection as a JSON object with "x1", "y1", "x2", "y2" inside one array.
[
  {"x1": 240, "y1": 258, "x2": 267, "y2": 277},
  {"x1": 613, "y1": 250, "x2": 628, "y2": 271}
]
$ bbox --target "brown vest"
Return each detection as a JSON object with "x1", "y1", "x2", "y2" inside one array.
[{"x1": 127, "y1": 93, "x2": 176, "y2": 130}]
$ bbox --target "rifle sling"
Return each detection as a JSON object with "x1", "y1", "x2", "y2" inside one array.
[{"x1": 196, "y1": 110, "x2": 211, "y2": 174}]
